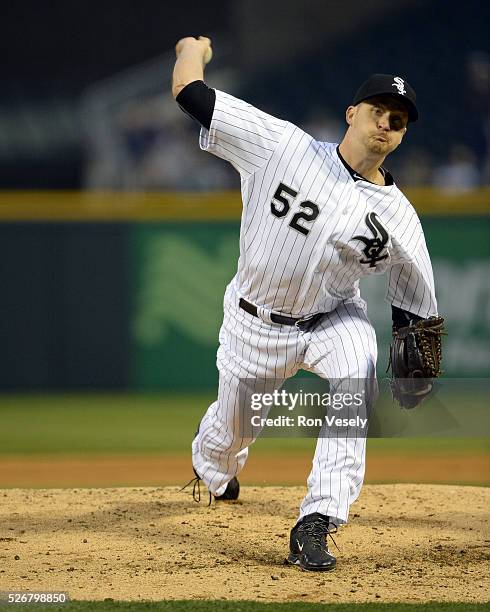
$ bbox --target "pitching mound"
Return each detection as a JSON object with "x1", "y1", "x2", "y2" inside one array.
[{"x1": 1, "y1": 484, "x2": 489, "y2": 604}]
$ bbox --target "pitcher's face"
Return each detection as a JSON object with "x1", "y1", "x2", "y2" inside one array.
[{"x1": 346, "y1": 95, "x2": 408, "y2": 156}]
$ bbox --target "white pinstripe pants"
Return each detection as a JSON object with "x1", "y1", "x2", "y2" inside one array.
[{"x1": 192, "y1": 285, "x2": 378, "y2": 525}]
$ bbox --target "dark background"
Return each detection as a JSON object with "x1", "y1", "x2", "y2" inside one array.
[{"x1": 1, "y1": 0, "x2": 488, "y2": 188}]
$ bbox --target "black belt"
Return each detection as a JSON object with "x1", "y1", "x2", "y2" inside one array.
[{"x1": 239, "y1": 298, "x2": 324, "y2": 330}]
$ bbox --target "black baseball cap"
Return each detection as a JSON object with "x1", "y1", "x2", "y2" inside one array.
[{"x1": 352, "y1": 74, "x2": 418, "y2": 122}]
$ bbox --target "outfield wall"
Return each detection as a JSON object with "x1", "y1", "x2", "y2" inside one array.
[{"x1": 1, "y1": 190, "x2": 489, "y2": 390}]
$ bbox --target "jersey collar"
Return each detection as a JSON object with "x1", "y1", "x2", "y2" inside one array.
[{"x1": 336, "y1": 145, "x2": 394, "y2": 186}]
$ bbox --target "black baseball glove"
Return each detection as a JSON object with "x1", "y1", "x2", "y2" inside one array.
[{"x1": 387, "y1": 316, "x2": 445, "y2": 409}]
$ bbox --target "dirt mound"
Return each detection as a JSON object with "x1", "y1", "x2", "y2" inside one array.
[{"x1": 1, "y1": 484, "x2": 488, "y2": 603}]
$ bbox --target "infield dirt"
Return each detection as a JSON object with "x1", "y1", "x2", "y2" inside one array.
[{"x1": 1, "y1": 484, "x2": 488, "y2": 604}]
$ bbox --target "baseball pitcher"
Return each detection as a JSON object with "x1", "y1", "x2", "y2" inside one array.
[{"x1": 172, "y1": 36, "x2": 444, "y2": 571}]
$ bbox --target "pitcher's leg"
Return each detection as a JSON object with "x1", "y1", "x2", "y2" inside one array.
[
  {"x1": 300, "y1": 301, "x2": 377, "y2": 524},
  {"x1": 299, "y1": 431, "x2": 367, "y2": 524},
  {"x1": 193, "y1": 295, "x2": 306, "y2": 496},
  {"x1": 192, "y1": 364, "x2": 254, "y2": 496}
]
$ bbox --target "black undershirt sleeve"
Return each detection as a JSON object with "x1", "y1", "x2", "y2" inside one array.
[
  {"x1": 175, "y1": 80, "x2": 216, "y2": 130},
  {"x1": 391, "y1": 305, "x2": 423, "y2": 331}
]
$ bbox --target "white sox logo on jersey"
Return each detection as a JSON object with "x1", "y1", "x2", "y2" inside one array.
[
  {"x1": 392, "y1": 77, "x2": 406, "y2": 96},
  {"x1": 352, "y1": 212, "x2": 390, "y2": 268}
]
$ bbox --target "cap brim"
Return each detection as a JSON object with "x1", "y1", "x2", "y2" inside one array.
[{"x1": 355, "y1": 91, "x2": 418, "y2": 123}]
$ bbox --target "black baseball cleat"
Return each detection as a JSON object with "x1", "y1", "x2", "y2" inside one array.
[
  {"x1": 214, "y1": 476, "x2": 240, "y2": 501},
  {"x1": 287, "y1": 512, "x2": 337, "y2": 571},
  {"x1": 181, "y1": 467, "x2": 240, "y2": 504},
  {"x1": 190, "y1": 421, "x2": 240, "y2": 502},
  {"x1": 193, "y1": 467, "x2": 240, "y2": 501}
]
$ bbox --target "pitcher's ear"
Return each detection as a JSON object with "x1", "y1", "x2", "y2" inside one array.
[{"x1": 346, "y1": 105, "x2": 356, "y2": 126}]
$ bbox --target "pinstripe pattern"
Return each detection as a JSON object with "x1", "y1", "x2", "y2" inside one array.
[
  {"x1": 200, "y1": 90, "x2": 437, "y2": 318},
  {"x1": 300, "y1": 302, "x2": 378, "y2": 523},
  {"x1": 192, "y1": 90, "x2": 438, "y2": 524},
  {"x1": 193, "y1": 286, "x2": 377, "y2": 522},
  {"x1": 192, "y1": 282, "x2": 307, "y2": 496}
]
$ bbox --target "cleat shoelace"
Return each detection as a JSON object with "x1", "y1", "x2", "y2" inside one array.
[
  {"x1": 297, "y1": 519, "x2": 340, "y2": 552},
  {"x1": 179, "y1": 476, "x2": 212, "y2": 506}
]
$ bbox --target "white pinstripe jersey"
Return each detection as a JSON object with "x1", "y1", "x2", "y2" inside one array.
[{"x1": 199, "y1": 89, "x2": 438, "y2": 319}]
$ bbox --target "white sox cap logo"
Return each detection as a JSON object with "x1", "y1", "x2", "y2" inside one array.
[
  {"x1": 392, "y1": 77, "x2": 407, "y2": 96},
  {"x1": 352, "y1": 74, "x2": 418, "y2": 121}
]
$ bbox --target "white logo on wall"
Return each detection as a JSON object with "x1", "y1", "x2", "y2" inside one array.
[
  {"x1": 133, "y1": 234, "x2": 237, "y2": 346},
  {"x1": 360, "y1": 260, "x2": 490, "y2": 376},
  {"x1": 392, "y1": 77, "x2": 406, "y2": 95}
]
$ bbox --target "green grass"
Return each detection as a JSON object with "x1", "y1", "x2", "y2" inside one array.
[
  {"x1": 0, "y1": 391, "x2": 317, "y2": 455},
  {"x1": 0, "y1": 392, "x2": 487, "y2": 456},
  {"x1": 0, "y1": 601, "x2": 489, "y2": 611},
  {"x1": 0, "y1": 393, "x2": 208, "y2": 455}
]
